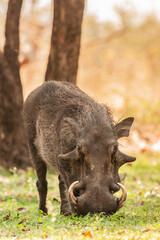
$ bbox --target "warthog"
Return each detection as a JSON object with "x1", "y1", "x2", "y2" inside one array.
[{"x1": 23, "y1": 81, "x2": 136, "y2": 216}]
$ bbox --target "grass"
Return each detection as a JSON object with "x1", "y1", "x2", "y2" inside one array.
[{"x1": 0, "y1": 152, "x2": 160, "y2": 239}]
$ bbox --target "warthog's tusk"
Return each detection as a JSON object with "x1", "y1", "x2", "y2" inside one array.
[
  {"x1": 68, "y1": 181, "x2": 79, "y2": 205},
  {"x1": 117, "y1": 182, "x2": 127, "y2": 209}
]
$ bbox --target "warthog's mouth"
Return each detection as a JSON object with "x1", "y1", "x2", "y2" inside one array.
[{"x1": 68, "y1": 181, "x2": 127, "y2": 214}]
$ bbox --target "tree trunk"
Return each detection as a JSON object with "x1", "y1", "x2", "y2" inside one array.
[
  {"x1": 45, "y1": 0, "x2": 85, "y2": 84},
  {"x1": 0, "y1": 0, "x2": 30, "y2": 169}
]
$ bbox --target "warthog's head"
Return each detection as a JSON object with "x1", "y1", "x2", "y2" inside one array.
[{"x1": 58, "y1": 117, "x2": 136, "y2": 216}]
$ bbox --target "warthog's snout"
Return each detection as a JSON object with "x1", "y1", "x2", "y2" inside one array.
[{"x1": 68, "y1": 181, "x2": 127, "y2": 216}]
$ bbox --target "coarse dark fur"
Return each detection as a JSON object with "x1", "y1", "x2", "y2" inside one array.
[{"x1": 23, "y1": 81, "x2": 136, "y2": 215}]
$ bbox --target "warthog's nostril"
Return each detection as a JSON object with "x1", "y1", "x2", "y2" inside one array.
[
  {"x1": 74, "y1": 189, "x2": 84, "y2": 197},
  {"x1": 110, "y1": 183, "x2": 120, "y2": 194},
  {"x1": 74, "y1": 182, "x2": 85, "y2": 198}
]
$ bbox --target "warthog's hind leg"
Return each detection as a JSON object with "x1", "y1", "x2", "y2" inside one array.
[{"x1": 29, "y1": 142, "x2": 48, "y2": 214}]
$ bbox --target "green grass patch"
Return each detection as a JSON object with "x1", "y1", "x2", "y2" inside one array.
[{"x1": 0, "y1": 153, "x2": 160, "y2": 239}]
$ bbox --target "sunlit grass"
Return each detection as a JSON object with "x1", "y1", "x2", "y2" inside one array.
[{"x1": 0, "y1": 153, "x2": 160, "y2": 239}]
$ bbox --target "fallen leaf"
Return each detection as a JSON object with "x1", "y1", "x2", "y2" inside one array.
[
  {"x1": 3, "y1": 213, "x2": 11, "y2": 221},
  {"x1": 22, "y1": 228, "x2": 30, "y2": 232},
  {"x1": 140, "y1": 201, "x2": 146, "y2": 205},
  {"x1": 17, "y1": 207, "x2": 25, "y2": 211},
  {"x1": 118, "y1": 230, "x2": 125, "y2": 235},
  {"x1": 17, "y1": 207, "x2": 28, "y2": 212},
  {"x1": 18, "y1": 218, "x2": 27, "y2": 224},
  {"x1": 141, "y1": 229, "x2": 151, "y2": 232},
  {"x1": 42, "y1": 234, "x2": 48, "y2": 239},
  {"x1": 82, "y1": 231, "x2": 93, "y2": 238}
]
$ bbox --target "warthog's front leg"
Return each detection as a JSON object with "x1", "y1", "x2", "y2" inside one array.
[{"x1": 58, "y1": 175, "x2": 72, "y2": 215}]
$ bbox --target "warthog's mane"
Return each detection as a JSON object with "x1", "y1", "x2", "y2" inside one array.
[{"x1": 38, "y1": 81, "x2": 114, "y2": 130}]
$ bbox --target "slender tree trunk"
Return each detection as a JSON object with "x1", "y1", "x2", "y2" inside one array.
[
  {"x1": 0, "y1": 0, "x2": 30, "y2": 169},
  {"x1": 45, "y1": 0, "x2": 85, "y2": 84}
]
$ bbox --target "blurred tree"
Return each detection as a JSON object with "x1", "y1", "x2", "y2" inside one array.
[
  {"x1": 45, "y1": 0, "x2": 85, "y2": 84},
  {"x1": 0, "y1": 0, "x2": 30, "y2": 169},
  {"x1": 0, "y1": 0, "x2": 85, "y2": 169}
]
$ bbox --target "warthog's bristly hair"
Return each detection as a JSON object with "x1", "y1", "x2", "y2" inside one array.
[{"x1": 24, "y1": 81, "x2": 136, "y2": 216}]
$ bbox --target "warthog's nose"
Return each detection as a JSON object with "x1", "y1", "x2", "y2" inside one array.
[
  {"x1": 68, "y1": 180, "x2": 127, "y2": 216},
  {"x1": 109, "y1": 183, "x2": 120, "y2": 194},
  {"x1": 73, "y1": 182, "x2": 85, "y2": 198}
]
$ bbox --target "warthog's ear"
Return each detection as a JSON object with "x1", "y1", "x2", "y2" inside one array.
[
  {"x1": 114, "y1": 117, "x2": 134, "y2": 139},
  {"x1": 58, "y1": 147, "x2": 79, "y2": 161}
]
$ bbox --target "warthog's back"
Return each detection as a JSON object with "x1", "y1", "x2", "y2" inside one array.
[{"x1": 24, "y1": 81, "x2": 113, "y2": 170}]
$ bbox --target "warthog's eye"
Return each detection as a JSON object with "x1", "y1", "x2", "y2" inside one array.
[
  {"x1": 77, "y1": 145, "x2": 81, "y2": 152},
  {"x1": 113, "y1": 145, "x2": 118, "y2": 154},
  {"x1": 77, "y1": 144, "x2": 85, "y2": 157},
  {"x1": 73, "y1": 145, "x2": 85, "y2": 164}
]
